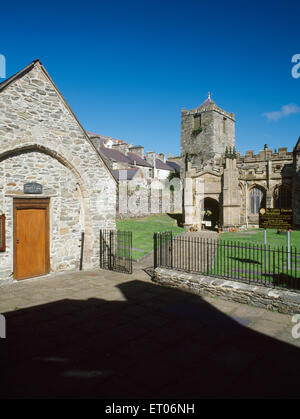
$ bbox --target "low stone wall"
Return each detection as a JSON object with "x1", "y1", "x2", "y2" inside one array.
[{"x1": 152, "y1": 267, "x2": 300, "y2": 315}]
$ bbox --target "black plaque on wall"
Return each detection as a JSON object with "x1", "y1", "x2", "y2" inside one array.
[{"x1": 24, "y1": 182, "x2": 43, "y2": 194}]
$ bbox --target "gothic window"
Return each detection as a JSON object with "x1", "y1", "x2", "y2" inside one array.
[
  {"x1": 273, "y1": 185, "x2": 292, "y2": 209},
  {"x1": 250, "y1": 187, "x2": 265, "y2": 214}
]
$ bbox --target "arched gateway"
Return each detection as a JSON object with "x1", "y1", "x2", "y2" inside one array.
[
  {"x1": 203, "y1": 197, "x2": 220, "y2": 230},
  {"x1": 0, "y1": 60, "x2": 116, "y2": 284}
]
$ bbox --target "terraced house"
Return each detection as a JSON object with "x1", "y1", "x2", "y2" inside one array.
[
  {"x1": 0, "y1": 59, "x2": 116, "y2": 284},
  {"x1": 88, "y1": 134, "x2": 180, "y2": 217}
]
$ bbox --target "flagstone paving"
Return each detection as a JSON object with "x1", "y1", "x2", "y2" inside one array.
[{"x1": 1, "y1": 254, "x2": 300, "y2": 398}]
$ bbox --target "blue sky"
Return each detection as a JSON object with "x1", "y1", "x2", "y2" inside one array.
[{"x1": 1, "y1": 0, "x2": 299, "y2": 157}]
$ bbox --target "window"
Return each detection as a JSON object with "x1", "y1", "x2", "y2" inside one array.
[
  {"x1": 194, "y1": 114, "x2": 201, "y2": 129},
  {"x1": 0, "y1": 214, "x2": 5, "y2": 252},
  {"x1": 250, "y1": 188, "x2": 265, "y2": 214},
  {"x1": 274, "y1": 185, "x2": 292, "y2": 209},
  {"x1": 223, "y1": 117, "x2": 226, "y2": 134}
]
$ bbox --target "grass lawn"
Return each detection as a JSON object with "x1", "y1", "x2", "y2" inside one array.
[
  {"x1": 220, "y1": 228, "x2": 300, "y2": 249},
  {"x1": 117, "y1": 214, "x2": 184, "y2": 260},
  {"x1": 210, "y1": 228, "x2": 300, "y2": 287}
]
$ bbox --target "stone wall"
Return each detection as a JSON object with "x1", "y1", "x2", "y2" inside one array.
[
  {"x1": 183, "y1": 145, "x2": 296, "y2": 229},
  {"x1": 180, "y1": 97, "x2": 297, "y2": 230},
  {"x1": 0, "y1": 151, "x2": 83, "y2": 280},
  {"x1": 117, "y1": 178, "x2": 183, "y2": 219},
  {"x1": 0, "y1": 60, "x2": 116, "y2": 283},
  {"x1": 153, "y1": 268, "x2": 300, "y2": 315}
]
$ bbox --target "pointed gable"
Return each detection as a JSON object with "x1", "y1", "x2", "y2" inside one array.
[
  {"x1": 0, "y1": 60, "x2": 117, "y2": 281},
  {"x1": 0, "y1": 59, "x2": 116, "y2": 183}
]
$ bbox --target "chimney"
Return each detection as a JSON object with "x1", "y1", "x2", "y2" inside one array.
[
  {"x1": 146, "y1": 151, "x2": 157, "y2": 178},
  {"x1": 129, "y1": 145, "x2": 144, "y2": 159},
  {"x1": 112, "y1": 142, "x2": 129, "y2": 155},
  {"x1": 145, "y1": 151, "x2": 156, "y2": 167},
  {"x1": 158, "y1": 153, "x2": 166, "y2": 163}
]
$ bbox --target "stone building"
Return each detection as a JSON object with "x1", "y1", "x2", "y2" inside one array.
[
  {"x1": 0, "y1": 59, "x2": 116, "y2": 284},
  {"x1": 89, "y1": 134, "x2": 180, "y2": 217},
  {"x1": 181, "y1": 95, "x2": 299, "y2": 230}
]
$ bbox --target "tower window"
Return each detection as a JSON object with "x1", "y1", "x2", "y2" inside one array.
[
  {"x1": 194, "y1": 114, "x2": 201, "y2": 129},
  {"x1": 223, "y1": 117, "x2": 226, "y2": 134}
]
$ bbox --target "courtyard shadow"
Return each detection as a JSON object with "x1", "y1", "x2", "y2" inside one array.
[
  {"x1": 264, "y1": 272, "x2": 300, "y2": 289},
  {"x1": 167, "y1": 213, "x2": 184, "y2": 227},
  {"x1": 1, "y1": 279, "x2": 300, "y2": 399},
  {"x1": 229, "y1": 256, "x2": 261, "y2": 265}
]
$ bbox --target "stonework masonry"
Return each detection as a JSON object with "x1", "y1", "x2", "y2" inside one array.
[
  {"x1": 180, "y1": 95, "x2": 299, "y2": 230},
  {"x1": 153, "y1": 267, "x2": 300, "y2": 315},
  {"x1": 0, "y1": 60, "x2": 116, "y2": 284},
  {"x1": 181, "y1": 98, "x2": 235, "y2": 164}
]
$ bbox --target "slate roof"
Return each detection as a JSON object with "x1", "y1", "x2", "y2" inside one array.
[
  {"x1": 99, "y1": 146, "x2": 131, "y2": 164},
  {"x1": 87, "y1": 132, "x2": 126, "y2": 145},
  {"x1": 127, "y1": 152, "x2": 152, "y2": 168},
  {"x1": 197, "y1": 93, "x2": 215, "y2": 110},
  {"x1": 112, "y1": 168, "x2": 139, "y2": 181},
  {"x1": 165, "y1": 160, "x2": 181, "y2": 172},
  {"x1": 155, "y1": 159, "x2": 175, "y2": 171},
  {"x1": 100, "y1": 145, "x2": 178, "y2": 172}
]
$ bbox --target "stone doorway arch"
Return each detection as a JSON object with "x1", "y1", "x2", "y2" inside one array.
[{"x1": 203, "y1": 197, "x2": 220, "y2": 230}]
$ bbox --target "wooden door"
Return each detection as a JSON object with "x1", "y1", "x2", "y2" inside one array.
[{"x1": 14, "y1": 199, "x2": 50, "y2": 280}]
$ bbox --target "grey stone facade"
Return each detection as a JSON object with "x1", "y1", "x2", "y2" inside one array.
[
  {"x1": 181, "y1": 95, "x2": 299, "y2": 230},
  {"x1": 0, "y1": 60, "x2": 116, "y2": 283},
  {"x1": 181, "y1": 95, "x2": 235, "y2": 165},
  {"x1": 153, "y1": 267, "x2": 300, "y2": 315}
]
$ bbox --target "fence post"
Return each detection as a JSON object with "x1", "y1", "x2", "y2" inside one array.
[
  {"x1": 130, "y1": 231, "x2": 133, "y2": 274},
  {"x1": 109, "y1": 230, "x2": 113, "y2": 270},
  {"x1": 79, "y1": 231, "x2": 85, "y2": 271},
  {"x1": 154, "y1": 233, "x2": 158, "y2": 268},
  {"x1": 170, "y1": 232, "x2": 173, "y2": 269},
  {"x1": 287, "y1": 230, "x2": 291, "y2": 271},
  {"x1": 264, "y1": 229, "x2": 267, "y2": 273}
]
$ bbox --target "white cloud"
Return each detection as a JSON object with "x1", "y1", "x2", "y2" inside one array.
[{"x1": 263, "y1": 103, "x2": 300, "y2": 121}]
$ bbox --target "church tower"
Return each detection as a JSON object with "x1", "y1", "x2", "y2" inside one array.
[{"x1": 181, "y1": 94, "x2": 235, "y2": 166}]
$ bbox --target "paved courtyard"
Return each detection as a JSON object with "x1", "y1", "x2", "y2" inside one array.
[{"x1": 1, "y1": 255, "x2": 300, "y2": 398}]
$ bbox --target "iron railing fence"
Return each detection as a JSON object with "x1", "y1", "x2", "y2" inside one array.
[
  {"x1": 154, "y1": 232, "x2": 300, "y2": 291},
  {"x1": 100, "y1": 229, "x2": 132, "y2": 274}
]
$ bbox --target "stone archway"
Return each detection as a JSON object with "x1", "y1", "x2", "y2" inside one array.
[
  {"x1": 203, "y1": 197, "x2": 220, "y2": 230},
  {"x1": 0, "y1": 144, "x2": 94, "y2": 273}
]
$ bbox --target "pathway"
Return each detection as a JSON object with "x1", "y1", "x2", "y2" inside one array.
[{"x1": 0, "y1": 256, "x2": 300, "y2": 398}]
